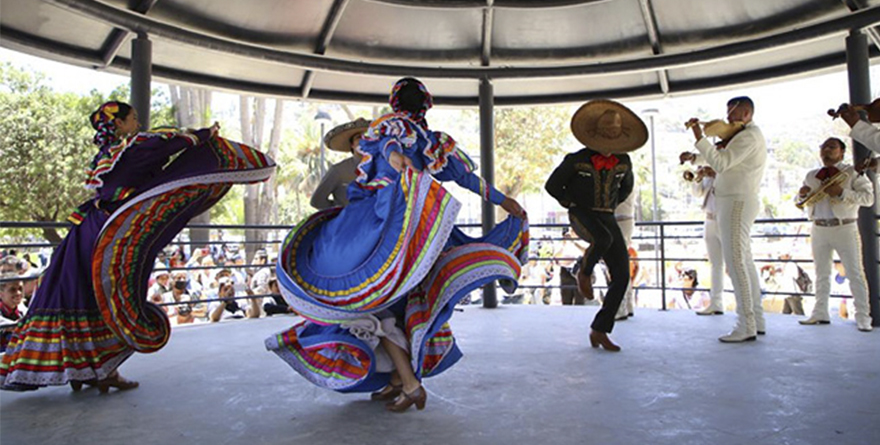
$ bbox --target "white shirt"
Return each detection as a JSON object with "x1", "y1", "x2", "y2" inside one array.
[
  {"x1": 614, "y1": 191, "x2": 636, "y2": 220},
  {"x1": 0, "y1": 302, "x2": 27, "y2": 329},
  {"x1": 694, "y1": 121, "x2": 767, "y2": 199},
  {"x1": 850, "y1": 120, "x2": 880, "y2": 153},
  {"x1": 208, "y1": 299, "x2": 253, "y2": 320},
  {"x1": 689, "y1": 175, "x2": 716, "y2": 214},
  {"x1": 800, "y1": 162, "x2": 874, "y2": 221}
]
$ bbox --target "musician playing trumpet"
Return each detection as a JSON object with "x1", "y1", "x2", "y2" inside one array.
[
  {"x1": 678, "y1": 159, "x2": 726, "y2": 317},
  {"x1": 796, "y1": 137, "x2": 874, "y2": 332}
]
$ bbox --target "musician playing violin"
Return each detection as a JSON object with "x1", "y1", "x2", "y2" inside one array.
[
  {"x1": 796, "y1": 137, "x2": 874, "y2": 332},
  {"x1": 684, "y1": 96, "x2": 767, "y2": 343},
  {"x1": 835, "y1": 104, "x2": 880, "y2": 174}
]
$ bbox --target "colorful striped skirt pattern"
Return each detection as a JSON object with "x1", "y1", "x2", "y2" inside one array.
[
  {"x1": 267, "y1": 169, "x2": 528, "y2": 393},
  {"x1": 0, "y1": 138, "x2": 274, "y2": 388}
]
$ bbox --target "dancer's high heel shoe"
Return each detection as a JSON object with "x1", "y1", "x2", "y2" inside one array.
[
  {"x1": 370, "y1": 383, "x2": 403, "y2": 401},
  {"x1": 386, "y1": 386, "x2": 427, "y2": 412},
  {"x1": 95, "y1": 371, "x2": 139, "y2": 394},
  {"x1": 589, "y1": 330, "x2": 621, "y2": 352},
  {"x1": 69, "y1": 379, "x2": 97, "y2": 392}
]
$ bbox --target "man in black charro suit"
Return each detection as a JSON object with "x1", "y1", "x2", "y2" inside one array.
[{"x1": 545, "y1": 100, "x2": 646, "y2": 352}]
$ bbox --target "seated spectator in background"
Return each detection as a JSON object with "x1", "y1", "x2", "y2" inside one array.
[
  {"x1": 208, "y1": 277, "x2": 261, "y2": 322},
  {"x1": 519, "y1": 259, "x2": 544, "y2": 305},
  {"x1": 225, "y1": 244, "x2": 244, "y2": 266},
  {"x1": 261, "y1": 278, "x2": 295, "y2": 316},
  {"x1": 186, "y1": 247, "x2": 211, "y2": 267},
  {"x1": 0, "y1": 256, "x2": 20, "y2": 275},
  {"x1": 156, "y1": 250, "x2": 170, "y2": 268},
  {"x1": 760, "y1": 263, "x2": 782, "y2": 295},
  {"x1": 669, "y1": 268, "x2": 708, "y2": 310},
  {"x1": 148, "y1": 269, "x2": 172, "y2": 308},
  {"x1": 831, "y1": 261, "x2": 855, "y2": 321},
  {"x1": 20, "y1": 270, "x2": 42, "y2": 307},
  {"x1": 251, "y1": 249, "x2": 269, "y2": 274},
  {"x1": 164, "y1": 272, "x2": 207, "y2": 325},
  {"x1": 1, "y1": 273, "x2": 26, "y2": 353},
  {"x1": 779, "y1": 253, "x2": 805, "y2": 315},
  {"x1": 169, "y1": 248, "x2": 187, "y2": 268},
  {"x1": 215, "y1": 253, "x2": 228, "y2": 267},
  {"x1": 555, "y1": 228, "x2": 588, "y2": 306},
  {"x1": 195, "y1": 256, "x2": 218, "y2": 290}
]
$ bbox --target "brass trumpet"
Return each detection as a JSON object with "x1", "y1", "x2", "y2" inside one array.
[
  {"x1": 682, "y1": 165, "x2": 713, "y2": 182},
  {"x1": 795, "y1": 168, "x2": 851, "y2": 209}
]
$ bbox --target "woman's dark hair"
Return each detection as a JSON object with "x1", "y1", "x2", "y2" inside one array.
[
  {"x1": 90, "y1": 101, "x2": 134, "y2": 147},
  {"x1": 89, "y1": 102, "x2": 133, "y2": 130},
  {"x1": 683, "y1": 269, "x2": 699, "y2": 288},
  {"x1": 395, "y1": 79, "x2": 427, "y2": 114}
]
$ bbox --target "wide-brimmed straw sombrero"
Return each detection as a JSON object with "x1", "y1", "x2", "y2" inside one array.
[
  {"x1": 324, "y1": 118, "x2": 371, "y2": 152},
  {"x1": 570, "y1": 100, "x2": 648, "y2": 154}
]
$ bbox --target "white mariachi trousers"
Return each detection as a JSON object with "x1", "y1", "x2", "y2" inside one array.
[
  {"x1": 810, "y1": 223, "x2": 872, "y2": 326},
  {"x1": 704, "y1": 216, "x2": 725, "y2": 311},
  {"x1": 615, "y1": 217, "x2": 635, "y2": 318},
  {"x1": 716, "y1": 195, "x2": 764, "y2": 334}
]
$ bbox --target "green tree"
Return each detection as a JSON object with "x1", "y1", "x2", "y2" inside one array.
[
  {"x1": 0, "y1": 63, "x2": 173, "y2": 242},
  {"x1": 493, "y1": 105, "x2": 573, "y2": 199}
]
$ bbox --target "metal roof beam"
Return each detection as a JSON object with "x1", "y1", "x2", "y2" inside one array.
[
  {"x1": 99, "y1": 0, "x2": 160, "y2": 66},
  {"x1": 638, "y1": 0, "x2": 669, "y2": 95},
  {"x1": 367, "y1": 0, "x2": 608, "y2": 8},
  {"x1": 46, "y1": 0, "x2": 880, "y2": 79},
  {"x1": 301, "y1": 0, "x2": 351, "y2": 98},
  {"x1": 5, "y1": 24, "x2": 877, "y2": 106},
  {"x1": 481, "y1": 2, "x2": 494, "y2": 67},
  {"x1": 842, "y1": 0, "x2": 880, "y2": 52}
]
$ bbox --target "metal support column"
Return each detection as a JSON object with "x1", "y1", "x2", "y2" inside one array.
[
  {"x1": 131, "y1": 32, "x2": 152, "y2": 130},
  {"x1": 480, "y1": 77, "x2": 498, "y2": 308},
  {"x1": 846, "y1": 30, "x2": 880, "y2": 326}
]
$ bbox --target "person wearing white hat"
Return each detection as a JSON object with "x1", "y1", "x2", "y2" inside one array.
[
  {"x1": 311, "y1": 117, "x2": 371, "y2": 209},
  {"x1": 545, "y1": 99, "x2": 647, "y2": 352}
]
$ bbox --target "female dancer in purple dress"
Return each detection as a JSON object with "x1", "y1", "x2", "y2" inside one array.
[{"x1": 1, "y1": 101, "x2": 274, "y2": 392}]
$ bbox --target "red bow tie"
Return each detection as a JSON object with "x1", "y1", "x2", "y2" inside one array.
[
  {"x1": 816, "y1": 166, "x2": 839, "y2": 181},
  {"x1": 591, "y1": 154, "x2": 619, "y2": 171}
]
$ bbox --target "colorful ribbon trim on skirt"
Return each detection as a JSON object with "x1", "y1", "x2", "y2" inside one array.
[{"x1": 92, "y1": 137, "x2": 274, "y2": 352}]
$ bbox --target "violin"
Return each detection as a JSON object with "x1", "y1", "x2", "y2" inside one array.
[
  {"x1": 827, "y1": 98, "x2": 880, "y2": 122},
  {"x1": 685, "y1": 119, "x2": 745, "y2": 148}
]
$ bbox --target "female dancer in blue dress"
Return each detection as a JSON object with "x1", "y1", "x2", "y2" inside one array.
[
  {"x1": 268, "y1": 78, "x2": 528, "y2": 412},
  {"x1": 0, "y1": 101, "x2": 274, "y2": 392}
]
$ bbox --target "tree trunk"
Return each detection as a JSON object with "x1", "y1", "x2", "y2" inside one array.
[
  {"x1": 257, "y1": 99, "x2": 284, "y2": 232},
  {"x1": 170, "y1": 85, "x2": 212, "y2": 248},
  {"x1": 242, "y1": 97, "x2": 267, "y2": 261}
]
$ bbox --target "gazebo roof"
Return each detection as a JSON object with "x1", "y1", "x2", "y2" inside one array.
[{"x1": 2, "y1": 0, "x2": 880, "y2": 105}]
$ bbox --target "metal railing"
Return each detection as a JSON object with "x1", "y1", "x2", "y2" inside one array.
[{"x1": 2, "y1": 217, "x2": 876, "y2": 313}]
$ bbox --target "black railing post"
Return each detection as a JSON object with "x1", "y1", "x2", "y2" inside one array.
[
  {"x1": 846, "y1": 30, "x2": 880, "y2": 326},
  {"x1": 659, "y1": 223, "x2": 667, "y2": 310}
]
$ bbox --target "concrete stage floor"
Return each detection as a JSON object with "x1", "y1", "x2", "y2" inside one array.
[{"x1": 1, "y1": 306, "x2": 878, "y2": 445}]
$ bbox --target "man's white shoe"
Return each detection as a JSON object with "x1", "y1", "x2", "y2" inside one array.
[
  {"x1": 857, "y1": 320, "x2": 874, "y2": 332},
  {"x1": 718, "y1": 330, "x2": 757, "y2": 343},
  {"x1": 799, "y1": 317, "x2": 831, "y2": 325},
  {"x1": 696, "y1": 308, "x2": 723, "y2": 316}
]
